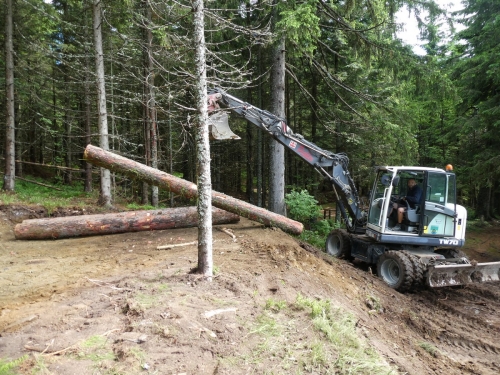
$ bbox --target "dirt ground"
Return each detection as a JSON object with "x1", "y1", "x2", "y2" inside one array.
[{"x1": 0, "y1": 205, "x2": 499, "y2": 375}]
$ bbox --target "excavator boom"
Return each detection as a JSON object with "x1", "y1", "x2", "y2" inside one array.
[{"x1": 207, "y1": 88, "x2": 366, "y2": 232}]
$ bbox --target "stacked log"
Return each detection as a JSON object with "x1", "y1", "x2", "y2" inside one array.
[
  {"x1": 83, "y1": 145, "x2": 303, "y2": 235},
  {"x1": 14, "y1": 207, "x2": 240, "y2": 240}
]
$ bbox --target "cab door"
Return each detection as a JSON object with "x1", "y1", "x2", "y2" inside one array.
[{"x1": 421, "y1": 172, "x2": 457, "y2": 237}]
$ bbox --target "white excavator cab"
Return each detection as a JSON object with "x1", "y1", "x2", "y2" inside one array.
[
  {"x1": 366, "y1": 167, "x2": 466, "y2": 240},
  {"x1": 208, "y1": 112, "x2": 240, "y2": 140}
]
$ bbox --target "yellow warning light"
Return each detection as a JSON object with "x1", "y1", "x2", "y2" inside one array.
[{"x1": 445, "y1": 164, "x2": 453, "y2": 171}]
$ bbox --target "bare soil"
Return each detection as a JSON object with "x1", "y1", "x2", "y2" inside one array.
[{"x1": 0, "y1": 205, "x2": 499, "y2": 375}]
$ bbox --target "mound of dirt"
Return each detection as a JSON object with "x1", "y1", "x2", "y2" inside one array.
[{"x1": 0, "y1": 207, "x2": 499, "y2": 374}]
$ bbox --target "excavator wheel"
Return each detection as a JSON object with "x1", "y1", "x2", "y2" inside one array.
[
  {"x1": 377, "y1": 251, "x2": 414, "y2": 292},
  {"x1": 325, "y1": 229, "x2": 352, "y2": 260},
  {"x1": 402, "y1": 251, "x2": 425, "y2": 289}
]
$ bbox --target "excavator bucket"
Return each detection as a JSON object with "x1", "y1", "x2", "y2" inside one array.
[
  {"x1": 208, "y1": 112, "x2": 241, "y2": 140},
  {"x1": 427, "y1": 261, "x2": 500, "y2": 288}
]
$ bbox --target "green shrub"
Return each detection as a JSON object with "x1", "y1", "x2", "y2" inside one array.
[
  {"x1": 299, "y1": 229, "x2": 325, "y2": 249},
  {"x1": 285, "y1": 189, "x2": 320, "y2": 224},
  {"x1": 313, "y1": 218, "x2": 339, "y2": 236}
]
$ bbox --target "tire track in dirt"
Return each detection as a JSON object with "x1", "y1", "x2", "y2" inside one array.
[{"x1": 408, "y1": 283, "x2": 500, "y2": 375}]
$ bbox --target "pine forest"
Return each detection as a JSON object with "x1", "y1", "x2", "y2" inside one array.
[{"x1": 1, "y1": 0, "x2": 500, "y2": 220}]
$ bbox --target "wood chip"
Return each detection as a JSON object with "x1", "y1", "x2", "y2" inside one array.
[
  {"x1": 157, "y1": 241, "x2": 197, "y2": 250},
  {"x1": 203, "y1": 307, "x2": 238, "y2": 319}
]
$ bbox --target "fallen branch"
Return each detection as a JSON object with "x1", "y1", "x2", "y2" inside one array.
[
  {"x1": 15, "y1": 176, "x2": 62, "y2": 191},
  {"x1": 218, "y1": 227, "x2": 236, "y2": 241},
  {"x1": 0, "y1": 157, "x2": 84, "y2": 172},
  {"x1": 157, "y1": 241, "x2": 197, "y2": 250},
  {"x1": 24, "y1": 343, "x2": 77, "y2": 357},
  {"x1": 24, "y1": 328, "x2": 121, "y2": 356},
  {"x1": 85, "y1": 277, "x2": 128, "y2": 291}
]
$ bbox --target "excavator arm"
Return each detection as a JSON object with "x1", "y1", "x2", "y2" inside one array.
[{"x1": 207, "y1": 88, "x2": 366, "y2": 232}]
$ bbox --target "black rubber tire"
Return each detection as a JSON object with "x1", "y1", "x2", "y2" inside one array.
[
  {"x1": 402, "y1": 251, "x2": 425, "y2": 290},
  {"x1": 435, "y1": 248, "x2": 467, "y2": 259},
  {"x1": 325, "y1": 229, "x2": 352, "y2": 259},
  {"x1": 377, "y1": 251, "x2": 414, "y2": 292}
]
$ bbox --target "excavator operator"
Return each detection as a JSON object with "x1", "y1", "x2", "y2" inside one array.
[{"x1": 389, "y1": 178, "x2": 422, "y2": 231}]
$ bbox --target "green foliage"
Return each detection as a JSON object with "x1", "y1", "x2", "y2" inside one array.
[
  {"x1": 314, "y1": 218, "x2": 339, "y2": 236},
  {"x1": 0, "y1": 355, "x2": 27, "y2": 375},
  {"x1": 0, "y1": 175, "x2": 95, "y2": 214},
  {"x1": 299, "y1": 229, "x2": 326, "y2": 248},
  {"x1": 285, "y1": 189, "x2": 320, "y2": 224},
  {"x1": 265, "y1": 298, "x2": 287, "y2": 312},
  {"x1": 449, "y1": 0, "x2": 500, "y2": 219},
  {"x1": 126, "y1": 203, "x2": 157, "y2": 211},
  {"x1": 3, "y1": 0, "x2": 496, "y2": 223},
  {"x1": 298, "y1": 218, "x2": 339, "y2": 249},
  {"x1": 277, "y1": 0, "x2": 320, "y2": 57}
]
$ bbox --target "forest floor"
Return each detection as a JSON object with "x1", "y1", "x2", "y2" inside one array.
[{"x1": 0, "y1": 204, "x2": 499, "y2": 375}]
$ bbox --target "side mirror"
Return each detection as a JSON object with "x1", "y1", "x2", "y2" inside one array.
[
  {"x1": 392, "y1": 176, "x2": 400, "y2": 187},
  {"x1": 381, "y1": 174, "x2": 391, "y2": 186}
]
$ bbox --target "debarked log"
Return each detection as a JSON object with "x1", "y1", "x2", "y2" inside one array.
[
  {"x1": 84, "y1": 144, "x2": 304, "y2": 235},
  {"x1": 14, "y1": 207, "x2": 240, "y2": 240}
]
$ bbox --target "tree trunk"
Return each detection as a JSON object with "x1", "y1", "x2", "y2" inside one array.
[
  {"x1": 192, "y1": 0, "x2": 213, "y2": 278},
  {"x1": 3, "y1": 0, "x2": 15, "y2": 191},
  {"x1": 93, "y1": 0, "x2": 112, "y2": 206},
  {"x1": 268, "y1": 34, "x2": 286, "y2": 215},
  {"x1": 84, "y1": 145, "x2": 303, "y2": 235},
  {"x1": 84, "y1": 41, "x2": 93, "y2": 193},
  {"x1": 14, "y1": 207, "x2": 239, "y2": 240},
  {"x1": 147, "y1": 1, "x2": 159, "y2": 207},
  {"x1": 257, "y1": 44, "x2": 263, "y2": 207},
  {"x1": 82, "y1": 0, "x2": 93, "y2": 193},
  {"x1": 476, "y1": 185, "x2": 492, "y2": 220},
  {"x1": 143, "y1": 0, "x2": 158, "y2": 207},
  {"x1": 62, "y1": 1, "x2": 73, "y2": 185}
]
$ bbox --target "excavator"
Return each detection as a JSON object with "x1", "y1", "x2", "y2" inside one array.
[{"x1": 206, "y1": 88, "x2": 500, "y2": 292}]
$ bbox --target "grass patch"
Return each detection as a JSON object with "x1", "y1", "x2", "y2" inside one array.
[
  {"x1": 0, "y1": 175, "x2": 97, "y2": 214},
  {"x1": 265, "y1": 298, "x2": 287, "y2": 312},
  {"x1": 418, "y1": 341, "x2": 439, "y2": 357},
  {"x1": 249, "y1": 313, "x2": 281, "y2": 337},
  {"x1": 225, "y1": 294, "x2": 397, "y2": 374},
  {"x1": 467, "y1": 220, "x2": 493, "y2": 230},
  {"x1": 0, "y1": 355, "x2": 28, "y2": 375},
  {"x1": 295, "y1": 294, "x2": 397, "y2": 375},
  {"x1": 157, "y1": 283, "x2": 171, "y2": 292},
  {"x1": 74, "y1": 336, "x2": 116, "y2": 374},
  {"x1": 125, "y1": 203, "x2": 157, "y2": 211},
  {"x1": 135, "y1": 292, "x2": 159, "y2": 309},
  {"x1": 77, "y1": 335, "x2": 115, "y2": 362},
  {"x1": 365, "y1": 294, "x2": 383, "y2": 313}
]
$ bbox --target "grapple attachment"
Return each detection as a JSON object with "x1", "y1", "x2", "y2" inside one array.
[
  {"x1": 208, "y1": 112, "x2": 240, "y2": 140},
  {"x1": 427, "y1": 261, "x2": 500, "y2": 287}
]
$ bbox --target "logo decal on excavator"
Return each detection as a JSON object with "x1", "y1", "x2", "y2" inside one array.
[{"x1": 289, "y1": 141, "x2": 297, "y2": 149}]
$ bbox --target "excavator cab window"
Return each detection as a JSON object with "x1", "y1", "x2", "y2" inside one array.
[
  {"x1": 421, "y1": 172, "x2": 457, "y2": 237},
  {"x1": 367, "y1": 169, "x2": 426, "y2": 233},
  {"x1": 367, "y1": 171, "x2": 395, "y2": 228}
]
